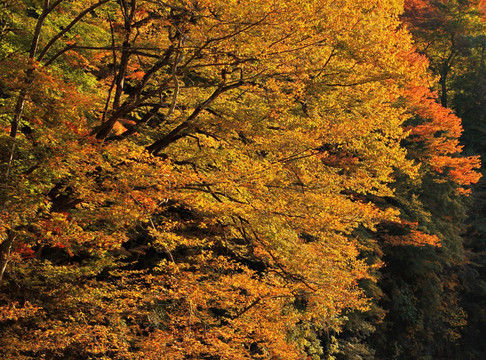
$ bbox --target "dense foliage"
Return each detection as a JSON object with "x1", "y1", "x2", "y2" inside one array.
[{"x1": 0, "y1": 0, "x2": 484, "y2": 359}]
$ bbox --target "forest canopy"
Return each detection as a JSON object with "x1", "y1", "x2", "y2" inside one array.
[{"x1": 0, "y1": 0, "x2": 484, "y2": 359}]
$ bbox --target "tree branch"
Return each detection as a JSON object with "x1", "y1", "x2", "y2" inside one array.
[
  {"x1": 146, "y1": 81, "x2": 244, "y2": 154},
  {"x1": 37, "y1": 0, "x2": 111, "y2": 63}
]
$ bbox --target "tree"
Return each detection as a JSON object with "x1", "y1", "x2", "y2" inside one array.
[
  {"x1": 0, "y1": 0, "x2": 480, "y2": 359},
  {"x1": 356, "y1": 1, "x2": 485, "y2": 357}
]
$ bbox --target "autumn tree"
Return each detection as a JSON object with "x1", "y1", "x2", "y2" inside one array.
[
  {"x1": 0, "y1": 0, "x2": 481, "y2": 359},
  {"x1": 348, "y1": 1, "x2": 486, "y2": 358}
]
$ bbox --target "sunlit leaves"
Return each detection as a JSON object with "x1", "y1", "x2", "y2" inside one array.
[{"x1": 0, "y1": 0, "x2": 481, "y2": 359}]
